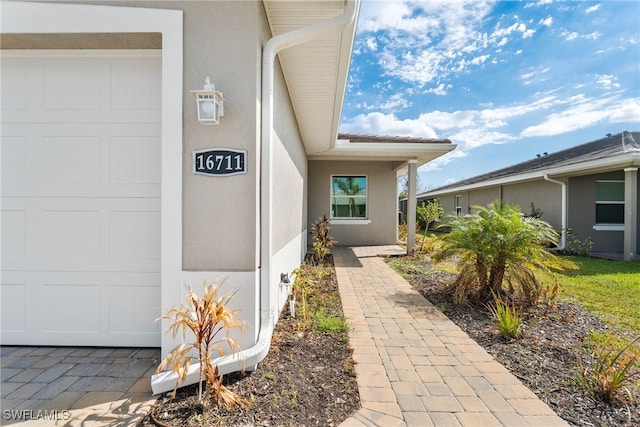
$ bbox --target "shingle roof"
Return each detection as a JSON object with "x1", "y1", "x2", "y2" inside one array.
[
  {"x1": 338, "y1": 133, "x2": 451, "y2": 144},
  {"x1": 425, "y1": 131, "x2": 640, "y2": 193}
]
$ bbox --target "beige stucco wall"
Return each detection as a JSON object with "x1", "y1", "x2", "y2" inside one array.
[
  {"x1": 179, "y1": 1, "x2": 263, "y2": 271},
  {"x1": 569, "y1": 172, "x2": 625, "y2": 252},
  {"x1": 272, "y1": 57, "x2": 308, "y2": 255},
  {"x1": 26, "y1": 1, "x2": 267, "y2": 271},
  {"x1": 424, "y1": 180, "x2": 562, "y2": 227},
  {"x1": 502, "y1": 180, "x2": 562, "y2": 228},
  {"x1": 468, "y1": 187, "x2": 501, "y2": 212},
  {"x1": 308, "y1": 160, "x2": 397, "y2": 245}
]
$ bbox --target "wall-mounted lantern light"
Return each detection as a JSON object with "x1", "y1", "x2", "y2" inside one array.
[{"x1": 191, "y1": 77, "x2": 224, "y2": 125}]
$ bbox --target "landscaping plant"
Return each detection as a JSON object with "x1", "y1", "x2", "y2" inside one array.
[
  {"x1": 310, "y1": 214, "x2": 337, "y2": 265},
  {"x1": 434, "y1": 201, "x2": 568, "y2": 305},
  {"x1": 578, "y1": 335, "x2": 640, "y2": 402},
  {"x1": 291, "y1": 267, "x2": 315, "y2": 323},
  {"x1": 157, "y1": 281, "x2": 246, "y2": 409},
  {"x1": 487, "y1": 292, "x2": 522, "y2": 340}
]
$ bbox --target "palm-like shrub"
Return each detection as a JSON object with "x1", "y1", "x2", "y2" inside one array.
[
  {"x1": 434, "y1": 201, "x2": 564, "y2": 305},
  {"x1": 157, "y1": 281, "x2": 246, "y2": 408}
]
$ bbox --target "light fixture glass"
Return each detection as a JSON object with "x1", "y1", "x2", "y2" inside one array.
[{"x1": 191, "y1": 77, "x2": 224, "y2": 125}]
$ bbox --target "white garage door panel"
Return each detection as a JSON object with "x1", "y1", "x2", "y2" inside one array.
[
  {"x1": 2, "y1": 198, "x2": 160, "y2": 272},
  {"x1": 1, "y1": 124, "x2": 160, "y2": 198},
  {"x1": 1, "y1": 51, "x2": 161, "y2": 347},
  {"x1": 1, "y1": 271, "x2": 160, "y2": 346}
]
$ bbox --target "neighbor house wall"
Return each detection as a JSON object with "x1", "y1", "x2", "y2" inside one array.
[
  {"x1": 308, "y1": 160, "x2": 397, "y2": 245},
  {"x1": 468, "y1": 187, "x2": 501, "y2": 211},
  {"x1": 422, "y1": 180, "x2": 562, "y2": 229},
  {"x1": 569, "y1": 172, "x2": 625, "y2": 253},
  {"x1": 502, "y1": 180, "x2": 562, "y2": 229}
]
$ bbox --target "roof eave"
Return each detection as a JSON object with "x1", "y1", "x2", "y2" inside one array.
[
  {"x1": 308, "y1": 142, "x2": 457, "y2": 166},
  {"x1": 419, "y1": 152, "x2": 640, "y2": 198},
  {"x1": 263, "y1": 0, "x2": 360, "y2": 155}
]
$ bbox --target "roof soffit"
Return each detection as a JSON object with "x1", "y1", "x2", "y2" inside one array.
[{"x1": 263, "y1": 0, "x2": 357, "y2": 155}]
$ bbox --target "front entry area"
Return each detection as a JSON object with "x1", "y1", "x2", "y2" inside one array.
[{"x1": 1, "y1": 51, "x2": 162, "y2": 347}]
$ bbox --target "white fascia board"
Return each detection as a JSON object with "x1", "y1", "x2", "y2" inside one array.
[
  {"x1": 419, "y1": 152, "x2": 640, "y2": 198},
  {"x1": 312, "y1": 142, "x2": 456, "y2": 164},
  {"x1": 329, "y1": 5, "x2": 361, "y2": 150}
]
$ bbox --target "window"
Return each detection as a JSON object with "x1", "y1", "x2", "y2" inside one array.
[
  {"x1": 331, "y1": 176, "x2": 367, "y2": 219},
  {"x1": 595, "y1": 181, "x2": 624, "y2": 224},
  {"x1": 455, "y1": 195, "x2": 462, "y2": 216}
]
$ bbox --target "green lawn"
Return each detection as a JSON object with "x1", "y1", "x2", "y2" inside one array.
[{"x1": 554, "y1": 257, "x2": 640, "y2": 334}]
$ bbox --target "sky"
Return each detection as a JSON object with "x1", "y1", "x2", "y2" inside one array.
[{"x1": 339, "y1": 0, "x2": 640, "y2": 191}]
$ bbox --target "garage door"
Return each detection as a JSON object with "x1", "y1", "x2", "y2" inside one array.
[{"x1": 1, "y1": 51, "x2": 162, "y2": 347}]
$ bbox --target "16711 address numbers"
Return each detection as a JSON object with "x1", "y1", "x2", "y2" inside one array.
[{"x1": 193, "y1": 148, "x2": 247, "y2": 176}]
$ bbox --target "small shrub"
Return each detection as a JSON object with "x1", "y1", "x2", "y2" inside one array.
[
  {"x1": 487, "y1": 292, "x2": 522, "y2": 340},
  {"x1": 398, "y1": 223, "x2": 408, "y2": 242},
  {"x1": 529, "y1": 202, "x2": 543, "y2": 219},
  {"x1": 563, "y1": 228, "x2": 593, "y2": 257},
  {"x1": 310, "y1": 215, "x2": 337, "y2": 265},
  {"x1": 577, "y1": 335, "x2": 640, "y2": 402},
  {"x1": 157, "y1": 281, "x2": 246, "y2": 409}
]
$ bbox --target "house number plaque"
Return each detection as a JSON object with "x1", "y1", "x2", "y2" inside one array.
[{"x1": 193, "y1": 148, "x2": 247, "y2": 176}]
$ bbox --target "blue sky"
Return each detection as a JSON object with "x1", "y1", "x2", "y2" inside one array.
[{"x1": 339, "y1": 0, "x2": 640, "y2": 191}]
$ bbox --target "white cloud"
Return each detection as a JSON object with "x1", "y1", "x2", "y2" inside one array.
[
  {"x1": 357, "y1": 0, "x2": 496, "y2": 85},
  {"x1": 340, "y1": 112, "x2": 438, "y2": 138},
  {"x1": 539, "y1": 16, "x2": 553, "y2": 27},
  {"x1": 596, "y1": 74, "x2": 621, "y2": 90},
  {"x1": 586, "y1": 4, "x2": 601, "y2": 14},
  {"x1": 366, "y1": 37, "x2": 378, "y2": 51},
  {"x1": 425, "y1": 83, "x2": 452, "y2": 96},
  {"x1": 519, "y1": 67, "x2": 551, "y2": 85},
  {"x1": 562, "y1": 29, "x2": 601, "y2": 41},
  {"x1": 520, "y1": 95, "x2": 638, "y2": 137},
  {"x1": 450, "y1": 128, "x2": 516, "y2": 149},
  {"x1": 609, "y1": 100, "x2": 640, "y2": 123},
  {"x1": 420, "y1": 110, "x2": 476, "y2": 130},
  {"x1": 470, "y1": 55, "x2": 490, "y2": 65},
  {"x1": 522, "y1": 29, "x2": 536, "y2": 38}
]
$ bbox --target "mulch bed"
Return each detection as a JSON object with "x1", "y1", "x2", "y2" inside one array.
[
  {"x1": 139, "y1": 263, "x2": 360, "y2": 427},
  {"x1": 401, "y1": 259, "x2": 639, "y2": 427},
  {"x1": 140, "y1": 254, "x2": 638, "y2": 426}
]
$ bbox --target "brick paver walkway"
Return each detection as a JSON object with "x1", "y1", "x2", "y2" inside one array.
[
  {"x1": 1, "y1": 347, "x2": 158, "y2": 426},
  {"x1": 334, "y1": 246, "x2": 569, "y2": 427}
]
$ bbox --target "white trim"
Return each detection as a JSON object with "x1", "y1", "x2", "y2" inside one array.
[
  {"x1": 2, "y1": 1, "x2": 183, "y2": 358},
  {"x1": 330, "y1": 219, "x2": 372, "y2": 225},
  {"x1": 593, "y1": 225, "x2": 624, "y2": 231}
]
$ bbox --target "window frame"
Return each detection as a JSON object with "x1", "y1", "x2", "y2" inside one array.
[
  {"x1": 455, "y1": 195, "x2": 462, "y2": 216},
  {"x1": 330, "y1": 175, "x2": 369, "y2": 221},
  {"x1": 594, "y1": 180, "x2": 624, "y2": 230}
]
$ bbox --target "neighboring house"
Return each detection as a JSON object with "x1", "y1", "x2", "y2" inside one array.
[
  {"x1": 0, "y1": 1, "x2": 455, "y2": 393},
  {"x1": 416, "y1": 131, "x2": 640, "y2": 261}
]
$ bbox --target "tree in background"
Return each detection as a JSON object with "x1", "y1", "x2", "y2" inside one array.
[
  {"x1": 398, "y1": 173, "x2": 426, "y2": 199},
  {"x1": 416, "y1": 199, "x2": 443, "y2": 249}
]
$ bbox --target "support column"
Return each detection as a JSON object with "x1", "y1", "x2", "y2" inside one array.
[
  {"x1": 407, "y1": 160, "x2": 417, "y2": 256},
  {"x1": 624, "y1": 168, "x2": 638, "y2": 261}
]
